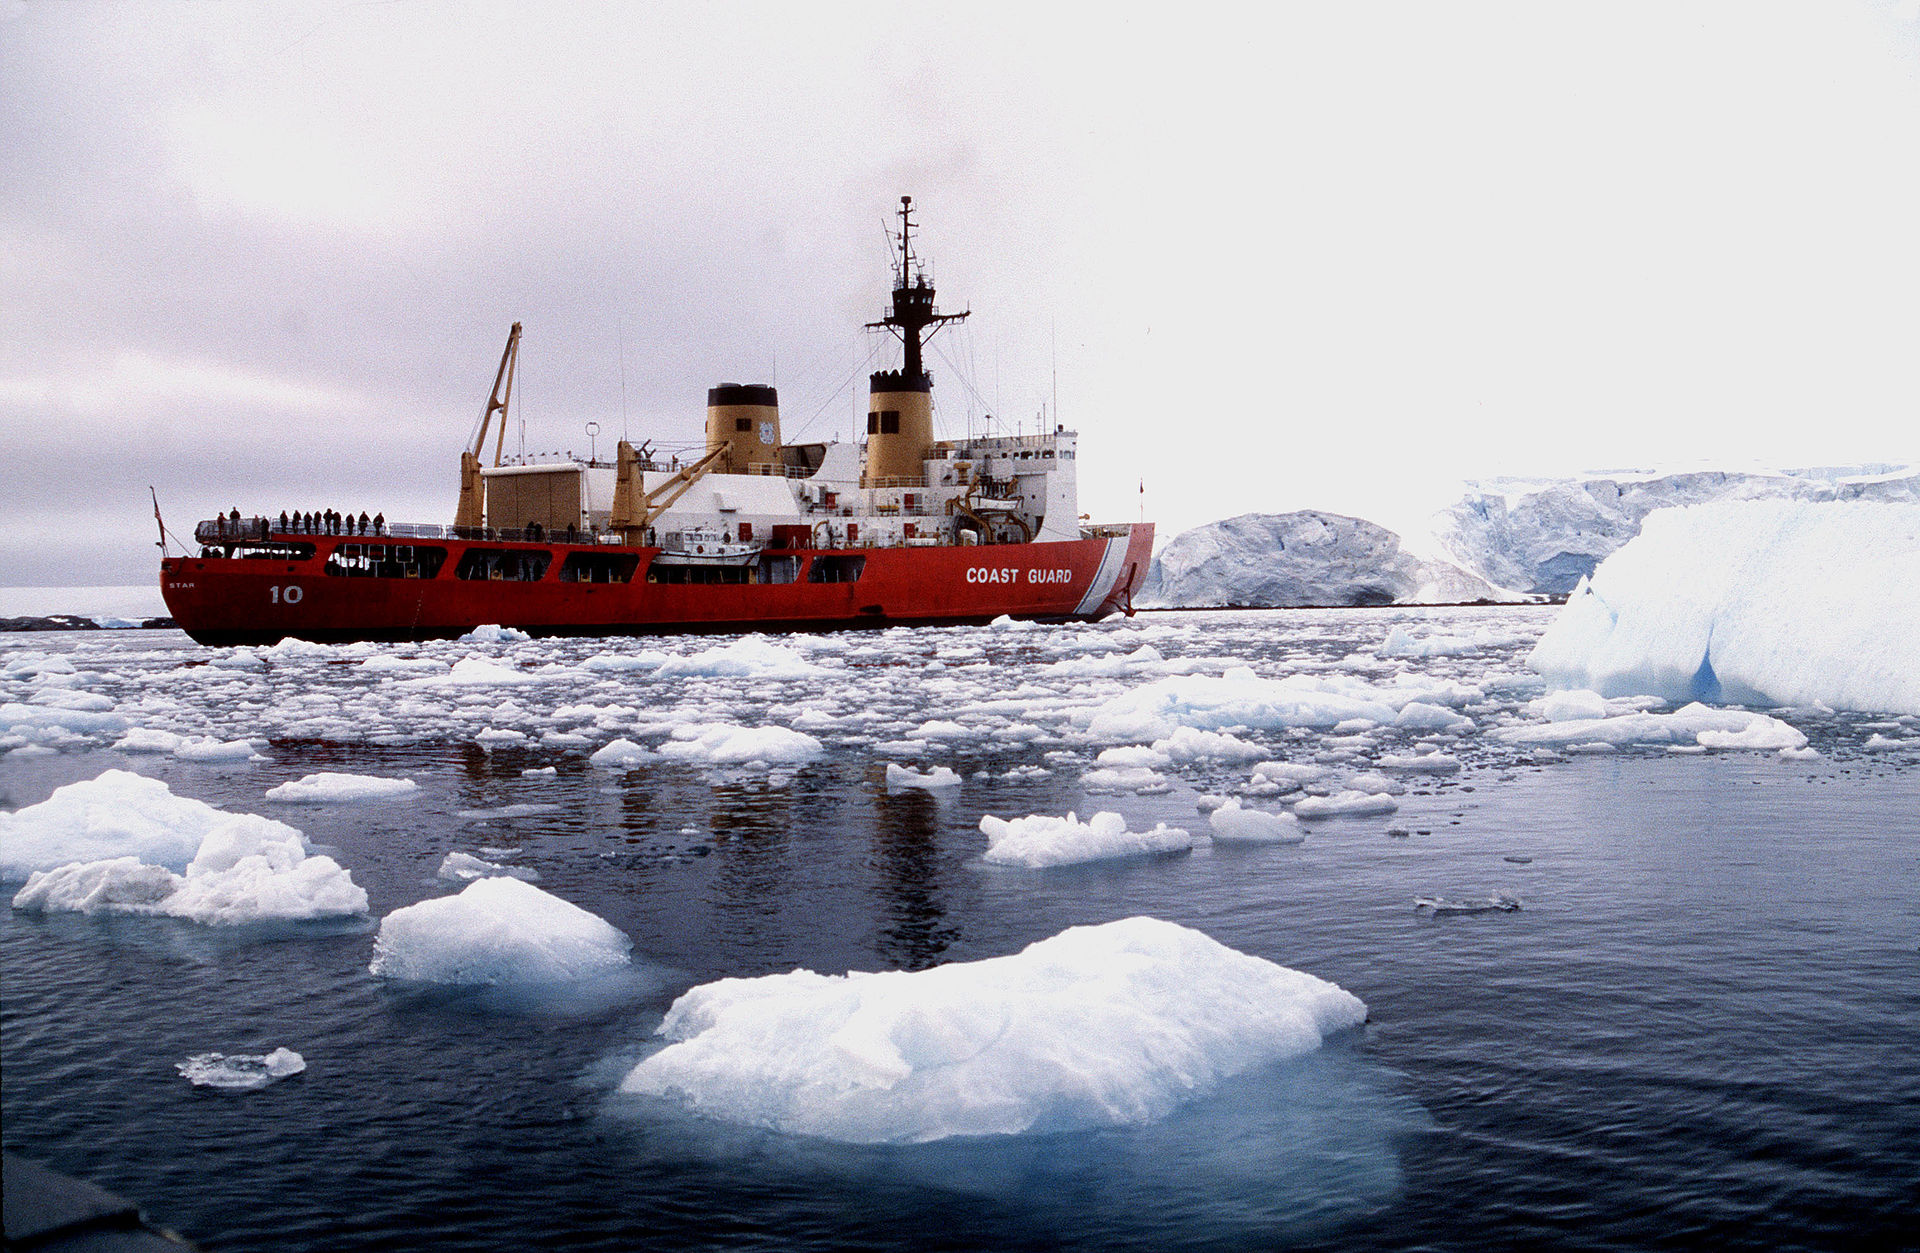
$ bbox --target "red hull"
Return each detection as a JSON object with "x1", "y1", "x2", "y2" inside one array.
[{"x1": 160, "y1": 527, "x2": 1154, "y2": 646}]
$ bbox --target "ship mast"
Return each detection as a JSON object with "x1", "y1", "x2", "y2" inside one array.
[{"x1": 867, "y1": 196, "x2": 967, "y2": 384}]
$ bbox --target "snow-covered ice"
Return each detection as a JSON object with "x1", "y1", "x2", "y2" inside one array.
[
  {"x1": 369, "y1": 877, "x2": 630, "y2": 983},
  {"x1": 658, "y1": 723, "x2": 824, "y2": 767},
  {"x1": 1496, "y1": 702, "x2": 1807, "y2": 752},
  {"x1": 1529, "y1": 500, "x2": 1920, "y2": 714},
  {"x1": 980, "y1": 810, "x2": 1193, "y2": 868},
  {"x1": 885, "y1": 763, "x2": 962, "y2": 791},
  {"x1": 265, "y1": 772, "x2": 419, "y2": 803},
  {"x1": 1292, "y1": 791, "x2": 1399, "y2": 820},
  {"x1": 620, "y1": 916, "x2": 1367, "y2": 1143}
]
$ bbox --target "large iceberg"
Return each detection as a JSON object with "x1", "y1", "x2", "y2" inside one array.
[
  {"x1": 1528, "y1": 500, "x2": 1920, "y2": 715},
  {"x1": 1140, "y1": 511, "x2": 1500, "y2": 608},
  {"x1": 1437, "y1": 465, "x2": 1917, "y2": 595},
  {"x1": 620, "y1": 916, "x2": 1367, "y2": 1143}
]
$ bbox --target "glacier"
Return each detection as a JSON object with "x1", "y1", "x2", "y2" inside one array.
[
  {"x1": 1528, "y1": 499, "x2": 1920, "y2": 715},
  {"x1": 1437, "y1": 465, "x2": 1917, "y2": 595}
]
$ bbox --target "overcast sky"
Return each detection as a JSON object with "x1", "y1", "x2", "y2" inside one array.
[{"x1": 4, "y1": 0, "x2": 1918, "y2": 586}]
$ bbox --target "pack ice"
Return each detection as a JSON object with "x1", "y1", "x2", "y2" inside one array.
[
  {"x1": 369, "y1": 876, "x2": 631, "y2": 983},
  {"x1": 620, "y1": 916, "x2": 1367, "y2": 1143},
  {"x1": 1529, "y1": 500, "x2": 1920, "y2": 715},
  {"x1": 4, "y1": 770, "x2": 368, "y2": 923}
]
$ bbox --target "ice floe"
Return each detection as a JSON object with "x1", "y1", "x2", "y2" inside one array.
[
  {"x1": 1292, "y1": 791, "x2": 1399, "y2": 820},
  {"x1": 7, "y1": 773, "x2": 368, "y2": 923},
  {"x1": 620, "y1": 916, "x2": 1367, "y2": 1143},
  {"x1": 437, "y1": 851, "x2": 540, "y2": 882},
  {"x1": 1495, "y1": 702, "x2": 1806, "y2": 751},
  {"x1": 369, "y1": 877, "x2": 630, "y2": 983},
  {"x1": 885, "y1": 763, "x2": 962, "y2": 791},
  {"x1": 658, "y1": 723, "x2": 824, "y2": 767},
  {"x1": 979, "y1": 810, "x2": 1193, "y2": 867},
  {"x1": 265, "y1": 772, "x2": 419, "y2": 803}
]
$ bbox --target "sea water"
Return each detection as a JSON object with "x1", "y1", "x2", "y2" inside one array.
[{"x1": 3, "y1": 609, "x2": 1916, "y2": 1250}]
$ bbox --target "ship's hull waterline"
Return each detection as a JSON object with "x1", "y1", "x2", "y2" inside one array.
[{"x1": 160, "y1": 527, "x2": 1154, "y2": 646}]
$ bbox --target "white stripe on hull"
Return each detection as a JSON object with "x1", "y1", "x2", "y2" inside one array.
[{"x1": 1072, "y1": 536, "x2": 1132, "y2": 616}]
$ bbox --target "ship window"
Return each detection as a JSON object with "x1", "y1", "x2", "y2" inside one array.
[
  {"x1": 454, "y1": 548, "x2": 552, "y2": 582},
  {"x1": 762, "y1": 555, "x2": 798, "y2": 584},
  {"x1": 806, "y1": 554, "x2": 866, "y2": 583},
  {"x1": 558, "y1": 552, "x2": 639, "y2": 584},
  {"x1": 645, "y1": 562, "x2": 752, "y2": 584},
  {"x1": 735, "y1": 417, "x2": 752, "y2": 432},
  {"x1": 323, "y1": 544, "x2": 446, "y2": 579},
  {"x1": 880, "y1": 410, "x2": 900, "y2": 435},
  {"x1": 867, "y1": 413, "x2": 879, "y2": 435}
]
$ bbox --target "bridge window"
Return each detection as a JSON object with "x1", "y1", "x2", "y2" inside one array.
[
  {"x1": 647, "y1": 562, "x2": 751, "y2": 584},
  {"x1": 454, "y1": 548, "x2": 551, "y2": 582}
]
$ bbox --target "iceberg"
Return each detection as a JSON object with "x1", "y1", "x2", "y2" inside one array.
[
  {"x1": 620, "y1": 916, "x2": 1367, "y2": 1143},
  {"x1": 369, "y1": 876, "x2": 631, "y2": 984},
  {"x1": 1528, "y1": 500, "x2": 1920, "y2": 714},
  {"x1": 1207, "y1": 799, "x2": 1304, "y2": 844},
  {"x1": 1140, "y1": 511, "x2": 1500, "y2": 608}
]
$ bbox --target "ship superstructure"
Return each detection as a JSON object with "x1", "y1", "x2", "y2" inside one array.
[{"x1": 161, "y1": 198, "x2": 1151, "y2": 645}]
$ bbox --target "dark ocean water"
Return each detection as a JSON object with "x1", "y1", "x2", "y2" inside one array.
[{"x1": 3, "y1": 614, "x2": 1918, "y2": 1251}]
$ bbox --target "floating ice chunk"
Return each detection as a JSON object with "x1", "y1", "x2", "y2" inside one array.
[
  {"x1": 1530, "y1": 689, "x2": 1611, "y2": 722},
  {"x1": 659, "y1": 724, "x2": 824, "y2": 767},
  {"x1": 414, "y1": 658, "x2": 546, "y2": 687},
  {"x1": 1376, "y1": 752, "x2": 1462, "y2": 773},
  {"x1": 580, "y1": 650, "x2": 672, "y2": 673},
  {"x1": 1194, "y1": 793, "x2": 1230, "y2": 812},
  {"x1": 1081, "y1": 766, "x2": 1176, "y2": 794},
  {"x1": 1863, "y1": 733, "x2": 1914, "y2": 752},
  {"x1": 911, "y1": 719, "x2": 976, "y2": 741},
  {"x1": 13, "y1": 818, "x2": 368, "y2": 925},
  {"x1": 173, "y1": 737, "x2": 266, "y2": 763},
  {"x1": 459, "y1": 624, "x2": 532, "y2": 643},
  {"x1": 1378, "y1": 627, "x2": 1482, "y2": 658},
  {"x1": 522, "y1": 766, "x2": 558, "y2": 778},
  {"x1": 358, "y1": 654, "x2": 447, "y2": 673},
  {"x1": 475, "y1": 727, "x2": 528, "y2": 748},
  {"x1": 455, "y1": 803, "x2": 560, "y2": 821},
  {"x1": 1, "y1": 701, "x2": 128, "y2": 737},
  {"x1": 1292, "y1": 791, "x2": 1399, "y2": 819},
  {"x1": 989, "y1": 614, "x2": 1042, "y2": 632},
  {"x1": 1343, "y1": 771, "x2": 1405, "y2": 795},
  {"x1": 980, "y1": 810, "x2": 1192, "y2": 868},
  {"x1": 1151, "y1": 726, "x2": 1268, "y2": 764},
  {"x1": 265, "y1": 773, "x2": 419, "y2": 803},
  {"x1": 885, "y1": 763, "x2": 962, "y2": 791},
  {"x1": 1208, "y1": 799, "x2": 1304, "y2": 844},
  {"x1": 1414, "y1": 894, "x2": 1521, "y2": 915},
  {"x1": 369, "y1": 877, "x2": 631, "y2": 984},
  {"x1": 1095, "y1": 745, "x2": 1172, "y2": 770},
  {"x1": 620, "y1": 916, "x2": 1367, "y2": 1143},
  {"x1": 654, "y1": 637, "x2": 826, "y2": 680},
  {"x1": 1249, "y1": 761, "x2": 1323, "y2": 791},
  {"x1": 1529, "y1": 500, "x2": 1920, "y2": 715},
  {"x1": 437, "y1": 852, "x2": 540, "y2": 883},
  {"x1": 590, "y1": 738, "x2": 657, "y2": 768},
  {"x1": 113, "y1": 728, "x2": 187, "y2": 754},
  {"x1": 1392, "y1": 703, "x2": 1473, "y2": 732},
  {"x1": 177, "y1": 1048, "x2": 305, "y2": 1090},
  {"x1": 1496, "y1": 702, "x2": 1806, "y2": 751},
  {"x1": 2, "y1": 770, "x2": 249, "y2": 877}
]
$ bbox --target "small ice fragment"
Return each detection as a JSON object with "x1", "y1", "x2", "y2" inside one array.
[
  {"x1": 369, "y1": 877, "x2": 631, "y2": 984},
  {"x1": 1293, "y1": 790, "x2": 1399, "y2": 819},
  {"x1": 522, "y1": 766, "x2": 558, "y2": 778},
  {"x1": 437, "y1": 851, "x2": 540, "y2": 883},
  {"x1": 1414, "y1": 894, "x2": 1521, "y2": 915},
  {"x1": 177, "y1": 1047, "x2": 306, "y2": 1090},
  {"x1": 590, "y1": 738, "x2": 657, "y2": 768},
  {"x1": 979, "y1": 810, "x2": 1192, "y2": 868}
]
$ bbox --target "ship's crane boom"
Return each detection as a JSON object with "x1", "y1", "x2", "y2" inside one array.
[{"x1": 454, "y1": 322, "x2": 521, "y2": 529}]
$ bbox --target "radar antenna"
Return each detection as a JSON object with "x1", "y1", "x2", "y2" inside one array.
[{"x1": 866, "y1": 196, "x2": 967, "y2": 384}]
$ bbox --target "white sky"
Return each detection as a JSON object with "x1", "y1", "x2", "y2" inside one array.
[{"x1": 3, "y1": 0, "x2": 1918, "y2": 584}]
